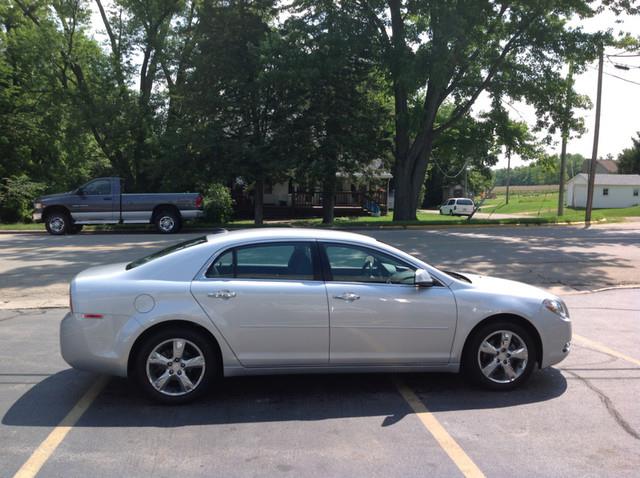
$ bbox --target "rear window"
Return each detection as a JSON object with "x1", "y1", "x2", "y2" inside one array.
[
  {"x1": 457, "y1": 199, "x2": 473, "y2": 205},
  {"x1": 126, "y1": 236, "x2": 207, "y2": 270}
]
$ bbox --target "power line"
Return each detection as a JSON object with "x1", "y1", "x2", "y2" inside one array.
[
  {"x1": 606, "y1": 53, "x2": 640, "y2": 58},
  {"x1": 603, "y1": 70, "x2": 640, "y2": 87}
]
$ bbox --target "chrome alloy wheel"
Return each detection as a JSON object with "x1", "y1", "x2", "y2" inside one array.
[
  {"x1": 477, "y1": 330, "x2": 528, "y2": 384},
  {"x1": 146, "y1": 338, "x2": 206, "y2": 396},
  {"x1": 50, "y1": 217, "x2": 65, "y2": 233},
  {"x1": 158, "y1": 215, "x2": 175, "y2": 232}
]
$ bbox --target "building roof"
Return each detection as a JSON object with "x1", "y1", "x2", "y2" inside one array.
[
  {"x1": 581, "y1": 159, "x2": 619, "y2": 174},
  {"x1": 569, "y1": 173, "x2": 640, "y2": 186}
]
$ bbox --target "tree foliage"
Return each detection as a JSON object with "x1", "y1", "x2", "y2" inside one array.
[
  {"x1": 618, "y1": 133, "x2": 640, "y2": 175},
  {"x1": 1, "y1": 0, "x2": 638, "y2": 224}
]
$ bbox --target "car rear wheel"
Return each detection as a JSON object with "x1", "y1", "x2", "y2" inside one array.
[
  {"x1": 154, "y1": 209, "x2": 182, "y2": 234},
  {"x1": 463, "y1": 321, "x2": 537, "y2": 390},
  {"x1": 133, "y1": 327, "x2": 217, "y2": 404},
  {"x1": 45, "y1": 211, "x2": 70, "y2": 235}
]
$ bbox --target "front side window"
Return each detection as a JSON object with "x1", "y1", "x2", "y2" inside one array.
[
  {"x1": 603, "y1": 188, "x2": 609, "y2": 196},
  {"x1": 323, "y1": 244, "x2": 416, "y2": 284},
  {"x1": 82, "y1": 179, "x2": 112, "y2": 195},
  {"x1": 447, "y1": 199, "x2": 455, "y2": 205},
  {"x1": 206, "y1": 242, "x2": 316, "y2": 281}
]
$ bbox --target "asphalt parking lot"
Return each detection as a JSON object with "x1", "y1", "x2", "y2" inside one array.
[{"x1": 1, "y1": 225, "x2": 639, "y2": 477}]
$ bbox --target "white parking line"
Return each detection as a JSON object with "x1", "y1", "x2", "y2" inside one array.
[{"x1": 13, "y1": 376, "x2": 109, "y2": 478}]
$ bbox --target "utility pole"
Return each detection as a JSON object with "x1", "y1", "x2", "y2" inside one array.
[
  {"x1": 505, "y1": 148, "x2": 512, "y2": 204},
  {"x1": 585, "y1": 46, "x2": 604, "y2": 225},
  {"x1": 558, "y1": 63, "x2": 574, "y2": 217}
]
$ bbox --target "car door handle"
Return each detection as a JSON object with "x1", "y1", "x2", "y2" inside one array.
[
  {"x1": 334, "y1": 292, "x2": 360, "y2": 302},
  {"x1": 208, "y1": 290, "x2": 236, "y2": 300}
]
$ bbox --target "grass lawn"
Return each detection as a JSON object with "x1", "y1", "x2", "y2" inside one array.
[{"x1": 480, "y1": 190, "x2": 640, "y2": 220}]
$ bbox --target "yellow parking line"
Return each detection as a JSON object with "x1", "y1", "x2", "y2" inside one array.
[
  {"x1": 573, "y1": 334, "x2": 640, "y2": 367},
  {"x1": 13, "y1": 376, "x2": 109, "y2": 478},
  {"x1": 394, "y1": 378, "x2": 485, "y2": 478}
]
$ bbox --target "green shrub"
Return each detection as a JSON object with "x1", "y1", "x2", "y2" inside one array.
[
  {"x1": 202, "y1": 183, "x2": 233, "y2": 224},
  {"x1": 0, "y1": 175, "x2": 46, "y2": 223}
]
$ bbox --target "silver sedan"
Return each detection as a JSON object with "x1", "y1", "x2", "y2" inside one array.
[{"x1": 60, "y1": 228, "x2": 572, "y2": 404}]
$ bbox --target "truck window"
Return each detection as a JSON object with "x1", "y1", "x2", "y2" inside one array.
[{"x1": 83, "y1": 179, "x2": 112, "y2": 195}]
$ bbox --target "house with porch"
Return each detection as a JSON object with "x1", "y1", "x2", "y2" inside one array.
[{"x1": 232, "y1": 161, "x2": 393, "y2": 219}]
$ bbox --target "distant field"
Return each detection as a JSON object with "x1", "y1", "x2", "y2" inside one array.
[{"x1": 492, "y1": 184, "x2": 559, "y2": 194}]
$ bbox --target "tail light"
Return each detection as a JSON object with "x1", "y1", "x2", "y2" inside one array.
[
  {"x1": 195, "y1": 195, "x2": 203, "y2": 209},
  {"x1": 82, "y1": 313, "x2": 104, "y2": 319},
  {"x1": 69, "y1": 285, "x2": 73, "y2": 313}
]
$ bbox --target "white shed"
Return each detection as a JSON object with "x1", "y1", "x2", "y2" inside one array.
[{"x1": 566, "y1": 174, "x2": 640, "y2": 208}]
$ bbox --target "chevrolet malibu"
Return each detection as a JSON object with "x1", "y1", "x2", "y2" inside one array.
[{"x1": 61, "y1": 228, "x2": 571, "y2": 404}]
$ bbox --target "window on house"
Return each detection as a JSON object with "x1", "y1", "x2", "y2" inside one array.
[
  {"x1": 603, "y1": 188, "x2": 609, "y2": 196},
  {"x1": 634, "y1": 189, "x2": 639, "y2": 197}
]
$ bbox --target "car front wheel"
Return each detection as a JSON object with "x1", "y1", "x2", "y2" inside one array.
[
  {"x1": 45, "y1": 212, "x2": 70, "y2": 235},
  {"x1": 464, "y1": 321, "x2": 537, "y2": 390},
  {"x1": 133, "y1": 327, "x2": 217, "y2": 404}
]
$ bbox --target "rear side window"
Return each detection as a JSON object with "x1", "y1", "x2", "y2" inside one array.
[
  {"x1": 126, "y1": 236, "x2": 207, "y2": 270},
  {"x1": 457, "y1": 199, "x2": 473, "y2": 205},
  {"x1": 206, "y1": 242, "x2": 316, "y2": 281}
]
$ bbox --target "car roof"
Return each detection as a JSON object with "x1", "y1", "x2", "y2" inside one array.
[{"x1": 206, "y1": 227, "x2": 379, "y2": 245}]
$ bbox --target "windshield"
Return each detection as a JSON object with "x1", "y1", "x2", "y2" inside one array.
[{"x1": 126, "y1": 236, "x2": 208, "y2": 270}]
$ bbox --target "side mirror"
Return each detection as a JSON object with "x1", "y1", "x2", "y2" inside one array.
[{"x1": 414, "y1": 268, "x2": 434, "y2": 287}]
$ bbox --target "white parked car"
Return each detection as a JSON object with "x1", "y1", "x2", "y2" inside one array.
[
  {"x1": 61, "y1": 228, "x2": 571, "y2": 404},
  {"x1": 440, "y1": 198, "x2": 475, "y2": 216}
]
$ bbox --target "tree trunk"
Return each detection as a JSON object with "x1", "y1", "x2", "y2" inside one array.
[
  {"x1": 322, "y1": 170, "x2": 337, "y2": 225},
  {"x1": 254, "y1": 179, "x2": 264, "y2": 225}
]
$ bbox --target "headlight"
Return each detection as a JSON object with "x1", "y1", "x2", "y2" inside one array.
[
  {"x1": 543, "y1": 298, "x2": 569, "y2": 319},
  {"x1": 34, "y1": 202, "x2": 42, "y2": 210}
]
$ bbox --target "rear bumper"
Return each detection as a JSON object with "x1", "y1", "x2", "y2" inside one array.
[
  {"x1": 60, "y1": 312, "x2": 134, "y2": 377},
  {"x1": 181, "y1": 209, "x2": 204, "y2": 220}
]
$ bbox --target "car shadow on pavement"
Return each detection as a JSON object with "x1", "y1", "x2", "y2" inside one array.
[{"x1": 3, "y1": 367, "x2": 567, "y2": 429}]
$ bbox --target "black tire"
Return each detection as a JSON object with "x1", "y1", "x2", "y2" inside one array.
[
  {"x1": 154, "y1": 209, "x2": 182, "y2": 234},
  {"x1": 463, "y1": 320, "x2": 537, "y2": 391},
  {"x1": 132, "y1": 326, "x2": 218, "y2": 405},
  {"x1": 44, "y1": 211, "x2": 70, "y2": 235}
]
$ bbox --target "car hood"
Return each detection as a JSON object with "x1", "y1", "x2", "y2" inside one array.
[
  {"x1": 37, "y1": 192, "x2": 73, "y2": 202},
  {"x1": 454, "y1": 272, "x2": 553, "y2": 300}
]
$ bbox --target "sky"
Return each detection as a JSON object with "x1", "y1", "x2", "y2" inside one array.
[{"x1": 88, "y1": 2, "x2": 640, "y2": 171}]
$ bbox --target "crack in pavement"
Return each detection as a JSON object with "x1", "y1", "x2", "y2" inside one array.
[{"x1": 563, "y1": 369, "x2": 640, "y2": 440}]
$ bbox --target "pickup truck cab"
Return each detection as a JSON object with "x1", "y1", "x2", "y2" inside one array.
[
  {"x1": 33, "y1": 177, "x2": 203, "y2": 235},
  {"x1": 439, "y1": 197, "x2": 475, "y2": 216}
]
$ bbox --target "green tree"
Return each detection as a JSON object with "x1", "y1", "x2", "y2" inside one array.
[
  {"x1": 618, "y1": 133, "x2": 640, "y2": 175},
  {"x1": 350, "y1": 0, "x2": 634, "y2": 220},
  {"x1": 285, "y1": 0, "x2": 391, "y2": 223}
]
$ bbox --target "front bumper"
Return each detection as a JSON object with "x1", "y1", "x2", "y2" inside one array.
[
  {"x1": 537, "y1": 309, "x2": 572, "y2": 369},
  {"x1": 60, "y1": 312, "x2": 133, "y2": 377}
]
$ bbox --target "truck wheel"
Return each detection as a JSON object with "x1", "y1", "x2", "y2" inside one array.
[
  {"x1": 155, "y1": 209, "x2": 182, "y2": 234},
  {"x1": 45, "y1": 212, "x2": 70, "y2": 235}
]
